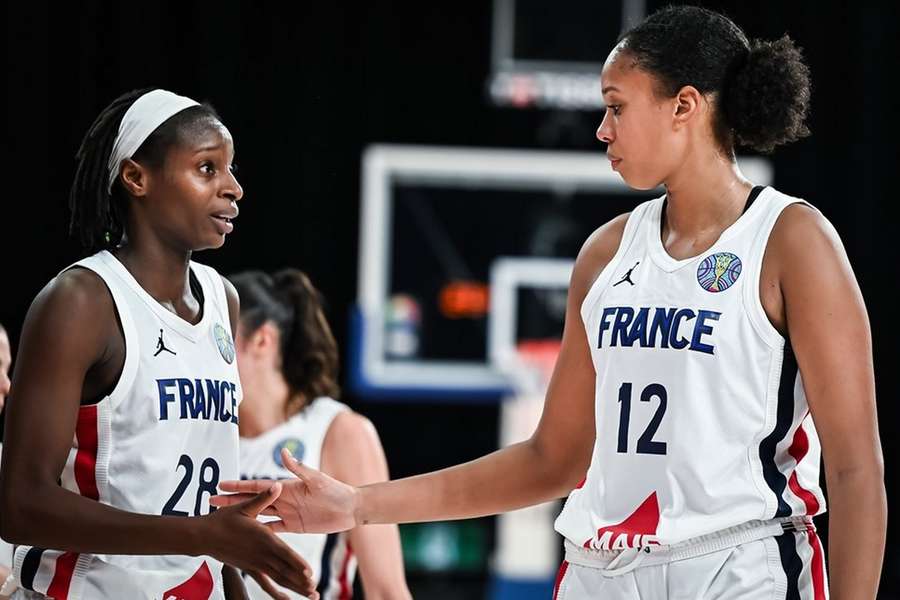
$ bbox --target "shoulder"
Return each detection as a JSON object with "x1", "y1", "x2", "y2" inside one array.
[
  {"x1": 325, "y1": 410, "x2": 378, "y2": 447},
  {"x1": 765, "y1": 202, "x2": 858, "y2": 310},
  {"x1": 19, "y1": 267, "x2": 117, "y2": 364},
  {"x1": 32, "y1": 267, "x2": 115, "y2": 325},
  {"x1": 768, "y1": 202, "x2": 846, "y2": 265},
  {"x1": 569, "y1": 212, "x2": 632, "y2": 301},
  {"x1": 320, "y1": 409, "x2": 387, "y2": 485}
]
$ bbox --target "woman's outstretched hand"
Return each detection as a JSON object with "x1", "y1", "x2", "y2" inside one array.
[
  {"x1": 211, "y1": 449, "x2": 360, "y2": 535},
  {"x1": 200, "y1": 481, "x2": 318, "y2": 598}
]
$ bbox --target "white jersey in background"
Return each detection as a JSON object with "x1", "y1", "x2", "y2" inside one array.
[
  {"x1": 11, "y1": 250, "x2": 241, "y2": 600},
  {"x1": 554, "y1": 187, "x2": 826, "y2": 585},
  {"x1": 240, "y1": 397, "x2": 356, "y2": 600}
]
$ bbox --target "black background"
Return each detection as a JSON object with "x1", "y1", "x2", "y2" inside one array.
[{"x1": 4, "y1": 1, "x2": 898, "y2": 596}]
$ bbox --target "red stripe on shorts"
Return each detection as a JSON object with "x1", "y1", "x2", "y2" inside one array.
[
  {"x1": 807, "y1": 531, "x2": 826, "y2": 600},
  {"x1": 338, "y1": 540, "x2": 354, "y2": 600},
  {"x1": 552, "y1": 560, "x2": 569, "y2": 600}
]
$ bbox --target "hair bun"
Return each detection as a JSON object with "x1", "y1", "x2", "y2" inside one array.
[{"x1": 724, "y1": 35, "x2": 812, "y2": 153}]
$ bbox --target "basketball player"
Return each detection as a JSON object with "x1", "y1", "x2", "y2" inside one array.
[
  {"x1": 229, "y1": 269, "x2": 410, "y2": 600},
  {"x1": 0, "y1": 89, "x2": 316, "y2": 599},
  {"x1": 214, "y1": 7, "x2": 885, "y2": 599}
]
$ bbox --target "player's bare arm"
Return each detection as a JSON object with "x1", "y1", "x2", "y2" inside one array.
[
  {"x1": 213, "y1": 213, "x2": 630, "y2": 530},
  {"x1": 765, "y1": 204, "x2": 885, "y2": 600}
]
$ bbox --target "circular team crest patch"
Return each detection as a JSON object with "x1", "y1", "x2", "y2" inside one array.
[
  {"x1": 273, "y1": 438, "x2": 306, "y2": 467},
  {"x1": 697, "y1": 252, "x2": 742, "y2": 293},
  {"x1": 213, "y1": 322, "x2": 235, "y2": 364}
]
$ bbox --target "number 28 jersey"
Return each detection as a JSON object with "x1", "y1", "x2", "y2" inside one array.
[
  {"x1": 12, "y1": 251, "x2": 241, "y2": 600},
  {"x1": 553, "y1": 187, "x2": 826, "y2": 551}
]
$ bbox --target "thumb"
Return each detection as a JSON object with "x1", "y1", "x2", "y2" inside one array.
[
  {"x1": 281, "y1": 448, "x2": 315, "y2": 482},
  {"x1": 239, "y1": 481, "x2": 282, "y2": 518}
]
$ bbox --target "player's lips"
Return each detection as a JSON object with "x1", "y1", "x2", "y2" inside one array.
[
  {"x1": 608, "y1": 153, "x2": 623, "y2": 169},
  {"x1": 211, "y1": 210, "x2": 237, "y2": 234}
]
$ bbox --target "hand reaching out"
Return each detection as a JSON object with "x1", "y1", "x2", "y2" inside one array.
[
  {"x1": 211, "y1": 449, "x2": 359, "y2": 535},
  {"x1": 200, "y1": 481, "x2": 319, "y2": 599}
]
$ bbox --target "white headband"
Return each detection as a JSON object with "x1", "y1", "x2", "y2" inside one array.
[{"x1": 106, "y1": 89, "x2": 201, "y2": 191}]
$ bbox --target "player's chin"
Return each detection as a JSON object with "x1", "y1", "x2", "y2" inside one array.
[
  {"x1": 194, "y1": 232, "x2": 228, "y2": 251},
  {"x1": 621, "y1": 170, "x2": 664, "y2": 192}
]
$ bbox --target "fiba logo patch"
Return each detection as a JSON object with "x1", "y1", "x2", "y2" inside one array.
[
  {"x1": 213, "y1": 323, "x2": 235, "y2": 364},
  {"x1": 697, "y1": 252, "x2": 742, "y2": 293},
  {"x1": 273, "y1": 438, "x2": 306, "y2": 467}
]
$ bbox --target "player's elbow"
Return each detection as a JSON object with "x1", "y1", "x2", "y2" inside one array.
[
  {"x1": 526, "y1": 434, "x2": 591, "y2": 496},
  {"x1": 0, "y1": 487, "x2": 27, "y2": 542},
  {"x1": 828, "y1": 456, "x2": 885, "y2": 488},
  {"x1": 0, "y1": 477, "x2": 51, "y2": 543}
]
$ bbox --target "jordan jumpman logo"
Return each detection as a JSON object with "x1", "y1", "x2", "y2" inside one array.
[
  {"x1": 154, "y1": 329, "x2": 177, "y2": 357},
  {"x1": 613, "y1": 261, "x2": 640, "y2": 287}
]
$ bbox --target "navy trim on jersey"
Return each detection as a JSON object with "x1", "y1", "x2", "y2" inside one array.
[
  {"x1": 20, "y1": 546, "x2": 45, "y2": 591},
  {"x1": 759, "y1": 343, "x2": 799, "y2": 517},
  {"x1": 317, "y1": 532, "x2": 338, "y2": 595},
  {"x1": 743, "y1": 185, "x2": 766, "y2": 214},
  {"x1": 775, "y1": 532, "x2": 802, "y2": 600}
]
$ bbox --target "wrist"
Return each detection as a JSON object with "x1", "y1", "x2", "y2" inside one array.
[
  {"x1": 181, "y1": 515, "x2": 208, "y2": 556},
  {"x1": 353, "y1": 485, "x2": 369, "y2": 527}
]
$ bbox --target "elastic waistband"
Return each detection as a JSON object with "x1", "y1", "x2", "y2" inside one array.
[{"x1": 564, "y1": 517, "x2": 813, "y2": 577}]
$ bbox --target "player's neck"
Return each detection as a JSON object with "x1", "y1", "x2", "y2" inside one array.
[
  {"x1": 112, "y1": 234, "x2": 194, "y2": 307},
  {"x1": 661, "y1": 149, "x2": 753, "y2": 241},
  {"x1": 238, "y1": 375, "x2": 291, "y2": 438}
]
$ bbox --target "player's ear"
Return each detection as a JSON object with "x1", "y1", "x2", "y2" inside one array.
[
  {"x1": 257, "y1": 321, "x2": 281, "y2": 353},
  {"x1": 119, "y1": 159, "x2": 150, "y2": 197}
]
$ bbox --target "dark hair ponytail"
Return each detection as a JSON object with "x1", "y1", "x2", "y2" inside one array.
[
  {"x1": 230, "y1": 269, "x2": 340, "y2": 416},
  {"x1": 620, "y1": 5, "x2": 811, "y2": 155}
]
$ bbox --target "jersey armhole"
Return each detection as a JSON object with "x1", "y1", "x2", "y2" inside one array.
[
  {"x1": 579, "y1": 200, "x2": 654, "y2": 324},
  {"x1": 191, "y1": 262, "x2": 233, "y2": 335},
  {"x1": 62, "y1": 263, "x2": 140, "y2": 411},
  {"x1": 741, "y1": 195, "x2": 813, "y2": 350}
]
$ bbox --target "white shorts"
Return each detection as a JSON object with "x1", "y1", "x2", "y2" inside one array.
[{"x1": 553, "y1": 518, "x2": 828, "y2": 600}]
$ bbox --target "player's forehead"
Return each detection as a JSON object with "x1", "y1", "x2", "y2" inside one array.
[
  {"x1": 169, "y1": 118, "x2": 235, "y2": 161},
  {"x1": 600, "y1": 42, "x2": 656, "y2": 99}
]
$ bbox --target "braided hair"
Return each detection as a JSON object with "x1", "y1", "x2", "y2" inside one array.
[
  {"x1": 68, "y1": 89, "x2": 221, "y2": 253},
  {"x1": 230, "y1": 269, "x2": 341, "y2": 417}
]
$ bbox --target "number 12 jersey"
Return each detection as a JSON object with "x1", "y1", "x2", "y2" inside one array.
[{"x1": 554, "y1": 187, "x2": 826, "y2": 552}]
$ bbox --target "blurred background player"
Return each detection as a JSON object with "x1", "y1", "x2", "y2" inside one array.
[
  {"x1": 0, "y1": 89, "x2": 315, "y2": 599},
  {"x1": 232, "y1": 269, "x2": 410, "y2": 600}
]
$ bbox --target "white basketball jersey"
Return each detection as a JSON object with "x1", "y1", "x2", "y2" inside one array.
[
  {"x1": 239, "y1": 397, "x2": 355, "y2": 600},
  {"x1": 12, "y1": 251, "x2": 241, "y2": 599},
  {"x1": 554, "y1": 187, "x2": 826, "y2": 551}
]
